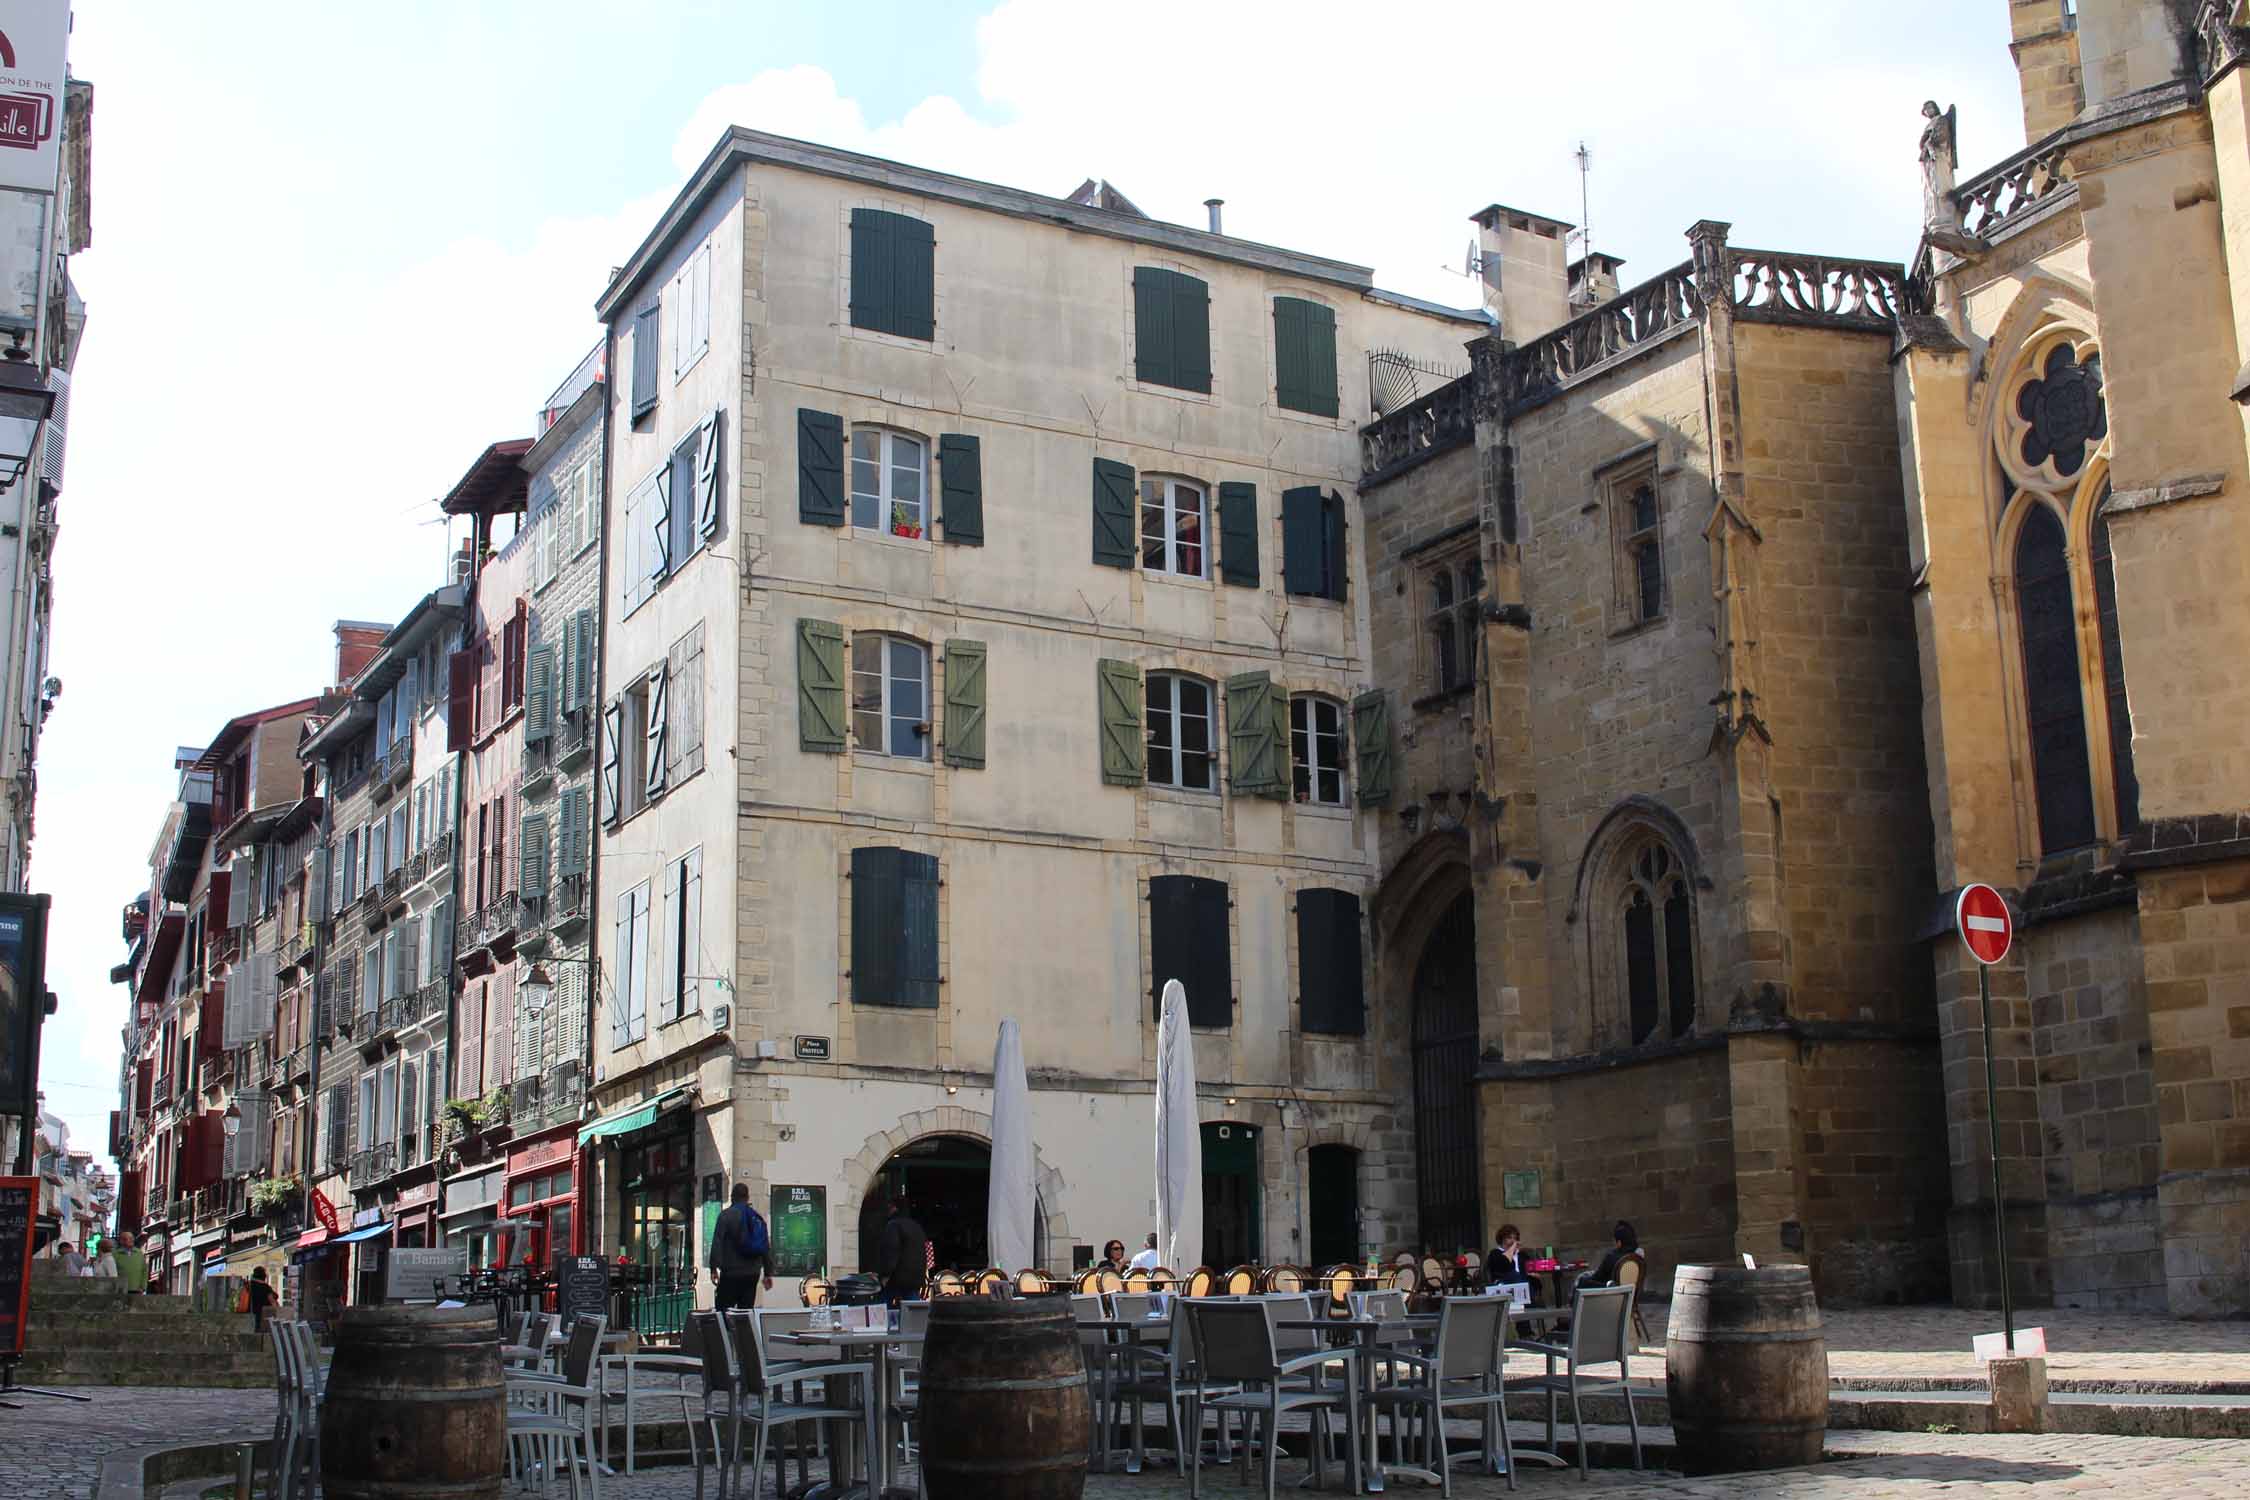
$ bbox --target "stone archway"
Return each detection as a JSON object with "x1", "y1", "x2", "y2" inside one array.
[{"x1": 838, "y1": 1107, "x2": 1074, "y2": 1273}]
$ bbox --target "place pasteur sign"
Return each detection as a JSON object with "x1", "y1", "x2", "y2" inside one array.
[
  {"x1": 0, "y1": 2, "x2": 65, "y2": 195},
  {"x1": 1955, "y1": 883, "x2": 2014, "y2": 966}
]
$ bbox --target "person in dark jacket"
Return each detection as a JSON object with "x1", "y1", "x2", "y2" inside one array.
[
  {"x1": 1581, "y1": 1220, "x2": 1640, "y2": 1290},
  {"x1": 1483, "y1": 1223, "x2": 1537, "y2": 1302},
  {"x1": 708, "y1": 1182, "x2": 774, "y2": 1311},
  {"x1": 875, "y1": 1197, "x2": 929, "y2": 1307}
]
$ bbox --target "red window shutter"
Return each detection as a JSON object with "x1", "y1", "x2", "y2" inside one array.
[
  {"x1": 448, "y1": 649, "x2": 476, "y2": 751},
  {"x1": 135, "y1": 1058, "x2": 153, "y2": 1112},
  {"x1": 196, "y1": 1113, "x2": 224, "y2": 1187},
  {"x1": 206, "y1": 869, "x2": 230, "y2": 934},
  {"x1": 197, "y1": 985, "x2": 224, "y2": 1061}
]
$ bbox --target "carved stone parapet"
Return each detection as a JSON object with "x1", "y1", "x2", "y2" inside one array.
[
  {"x1": 1358, "y1": 373, "x2": 1475, "y2": 484},
  {"x1": 1727, "y1": 249, "x2": 1906, "y2": 330},
  {"x1": 2197, "y1": 0, "x2": 2250, "y2": 80},
  {"x1": 1954, "y1": 135, "x2": 2073, "y2": 239}
]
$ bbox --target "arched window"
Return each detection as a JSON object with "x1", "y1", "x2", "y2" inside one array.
[
  {"x1": 1146, "y1": 672, "x2": 1216, "y2": 791},
  {"x1": 1619, "y1": 843, "x2": 1695, "y2": 1044},
  {"x1": 849, "y1": 428, "x2": 928, "y2": 539},
  {"x1": 851, "y1": 633, "x2": 930, "y2": 759},
  {"x1": 2089, "y1": 496, "x2": 2139, "y2": 833},
  {"x1": 2016, "y1": 504, "x2": 2095, "y2": 852}
]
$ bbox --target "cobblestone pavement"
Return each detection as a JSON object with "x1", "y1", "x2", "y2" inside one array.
[{"x1": 0, "y1": 1385, "x2": 268, "y2": 1500}]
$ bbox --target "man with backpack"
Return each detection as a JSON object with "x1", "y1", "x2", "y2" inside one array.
[{"x1": 708, "y1": 1181, "x2": 773, "y2": 1311}]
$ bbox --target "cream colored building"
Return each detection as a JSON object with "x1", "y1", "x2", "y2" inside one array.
[{"x1": 583, "y1": 131, "x2": 1482, "y2": 1295}]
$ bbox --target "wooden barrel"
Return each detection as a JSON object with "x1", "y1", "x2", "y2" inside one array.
[
  {"x1": 320, "y1": 1302, "x2": 506, "y2": 1500},
  {"x1": 918, "y1": 1297, "x2": 1091, "y2": 1500},
  {"x1": 1665, "y1": 1264, "x2": 1829, "y2": 1475}
]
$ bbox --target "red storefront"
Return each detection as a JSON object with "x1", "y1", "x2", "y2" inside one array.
[{"x1": 501, "y1": 1129, "x2": 581, "y2": 1273}]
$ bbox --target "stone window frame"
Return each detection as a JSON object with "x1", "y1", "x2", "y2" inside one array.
[
  {"x1": 1419, "y1": 546, "x2": 1484, "y2": 698},
  {"x1": 1568, "y1": 797, "x2": 1710, "y2": 1053},
  {"x1": 1604, "y1": 459, "x2": 1666, "y2": 632}
]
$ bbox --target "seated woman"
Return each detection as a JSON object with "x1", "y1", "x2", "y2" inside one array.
[
  {"x1": 1580, "y1": 1220, "x2": 1640, "y2": 1289},
  {"x1": 1483, "y1": 1223, "x2": 1538, "y2": 1303}
]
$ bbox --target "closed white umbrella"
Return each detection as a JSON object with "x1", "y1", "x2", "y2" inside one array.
[
  {"x1": 988, "y1": 1018, "x2": 1037, "y2": 1274},
  {"x1": 1155, "y1": 980, "x2": 1203, "y2": 1274}
]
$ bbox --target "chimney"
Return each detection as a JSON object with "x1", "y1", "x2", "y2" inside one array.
[
  {"x1": 333, "y1": 619, "x2": 390, "y2": 692},
  {"x1": 1204, "y1": 198, "x2": 1224, "y2": 234},
  {"x1": 2072, "y1": 0, "x2": 2192, "y2": 114},
  {"x1": 2010, "y1": 0, "x2": 2084, "y2": 141},
  {"x1": 1569, "y1": 252, "x2": 1626, "y2": 311},
  {"x1": 1470, "y1": 203, "x2": 1574, "y2": 343}
]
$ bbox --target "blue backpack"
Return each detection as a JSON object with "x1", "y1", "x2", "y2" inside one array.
[{"x1": 737, "y1": 1204, "x2": 769, "y2": 1258}]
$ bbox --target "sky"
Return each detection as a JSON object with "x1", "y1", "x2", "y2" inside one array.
[{"x1": 36, "y1": 0, "x2": 2025, "y2": 1167}]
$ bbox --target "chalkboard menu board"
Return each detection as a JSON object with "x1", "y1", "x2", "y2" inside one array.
[
  {"x1": 0, "y1": 1175, "x2": 35, "y2": 1358},
  {"x1": 768, "y1": 1185, "x2": 826, "y2": 1278},
  {"x1": 556, "y1": 1255, "x2": 610, "y2": 1330}
]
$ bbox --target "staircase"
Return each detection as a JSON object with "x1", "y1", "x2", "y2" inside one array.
[{"x1": 11, "y1": 1263, "x2": 274, "y2": 1387}]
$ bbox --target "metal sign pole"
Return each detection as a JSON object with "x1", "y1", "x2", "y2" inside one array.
[{"x1": 1977, "y1": 961, "x2": 2014, "y2": 1354}]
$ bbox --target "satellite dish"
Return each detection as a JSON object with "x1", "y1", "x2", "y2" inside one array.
[{"x1": 1465, "y1": 241, "x2": 1484, "y2": 277}]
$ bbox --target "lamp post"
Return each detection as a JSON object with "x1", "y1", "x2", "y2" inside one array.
[{"x1": 0, "y1": 333, "x2": 55, "y2": 490}]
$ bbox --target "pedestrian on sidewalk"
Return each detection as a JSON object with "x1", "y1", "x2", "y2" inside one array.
[
  {"x1": 876, "y1": 1197, "x2": 929, "y2": 1308},
  {"x1": 707, "y1": 1182, "x2": 773, "y2": 1311},
  {"x1": 112, "y1": 1232, "x2": 147, "y2": 1295},
  {"x1": 246, "y1": 1267, "x2": 276, "y2": 1331}
]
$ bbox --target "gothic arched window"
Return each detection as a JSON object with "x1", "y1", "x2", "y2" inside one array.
[
  {"x1": 1620, "y1": 843, "x2": 1695, "y2": 1044},
  {"x1": 2015, "y1": 504, "x2": 2096, "y2": 852}
]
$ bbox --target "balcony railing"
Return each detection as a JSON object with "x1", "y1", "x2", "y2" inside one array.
[
  {"x1": 558, "y1": 710, "x2": 593, "y2": 768},
  {"x1": 523, "y1": 736, "x2": 556, "y2": 795},
  {"x1": 382, "y1": 866, "x2": 405, "y2": 906},
  {"x1": 554, "y1": 874, "x2": 590, "y2": 936},
  {"x1": 412, "y1": 976, "x2": 447, "y2": 1028},
  {"x1": 377, "y1": 993, "x2": 403, "y2": 1035},
  {"x1": 407, "y1": 847, "x2": 429, "y2": 887},
  {"x1": 386, "y1": 738, "x2": 413, "y2": 789},
  {"x1": 348, "y1": 1142, "x2": 397, "y2": 1189},
  {"x1": 282, "y1": 1045, "x2": 309, "y2": 1081},
  {"x1": 456, "y1": 892, "x2": 524, "y2": 958}
]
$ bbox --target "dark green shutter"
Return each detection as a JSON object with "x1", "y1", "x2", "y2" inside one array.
[
  {"x1": 798, "y1": 409, "x2": 844, "y2": 526},
  {"x1": 1226, "y1": 672, "x2": 1284, "y2": 798},
  {"x1": 524, "y1": 644, "x2": 554, "y2": 745},
  {"x1": 939, "y1": 434, "x2": 984, "y2": 546},
  {"x1": 1133, "y1": 268, "x2": 1211, "y2": 394},
  {"x1": 1274, "y1": 297, "x2": 1339, "y2": 418},
  {"x1": 901, "y1": 851, "x2": 940, "y2": 1006},
  {"x1": 520, "y1": 812, "x2": 550, "y2": 906},
  {"x1": 1097, "y1": 658, "x2": 1144, "y2": 786},
  {"x1": 1218, "y1": 481, "x2": 1259, "y2": 587},
  {"x1": 1352, "y1": 689, "x2": 1394, "y2": 805},
  {"x1": 798, "y1": 619, "x2": 846, "y2": 753},
  {"x1": 630, "y1": 304, "x2": 659, "y2": 420},
  {"x1": 850, "y1": 210, "x2": 936, "y2": 342},
  {"x1": 943, "y1": 640, "x2": 987, "y2": 769},
  {"x1": 1282, "y1": 486, "x2": 1325, "y2": 598},
  {"x1": 852, "y1": 847, "x2": 939, "y2": 1008},
  {"x1": 1321, "y1": 491, "x2": 1348, "y2": 601},
  {"x1": 1297, "y1": 888, "x2": 1365, "y2": 1036},
  {"x1": 1092, "y1": 457, "x2": 1136, "y2": 568},
  {"x1": 1149, "y1": 874, "x2": 1231, "y2": 1027}
]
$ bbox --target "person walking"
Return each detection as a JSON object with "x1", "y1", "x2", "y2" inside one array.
[
  {"x1": 707, "y1": 1182, "x2": 774, "y2": 1312},
  {"x1": 86, "y1": 1241, "x2": 117, "y2": 1279},
  {"x1": 53, "y1": 1241, "x2": 85, "y2": 1275},
  {"x1": 246, "y1": 1266, "x2": 277, "y2": 1330},
  {"x1": 875, "y1": 1197, "x2": 929, "y2": 1308},
  {"x1": 112, "y1": 1232, "x2": 147, "y2": 1295}
]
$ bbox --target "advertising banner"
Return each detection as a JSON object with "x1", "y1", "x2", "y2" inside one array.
[
  {"x1": 0, "y1": 3, "x2": 65, "y2": 195},
  {"x1": 768, "y1": 1185, "x2": 826, "y2": 1278}
]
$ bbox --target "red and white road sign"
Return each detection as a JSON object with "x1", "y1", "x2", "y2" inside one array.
[{"x1": 1955, "y1": 883, "x2": 2014, "y2": 966}]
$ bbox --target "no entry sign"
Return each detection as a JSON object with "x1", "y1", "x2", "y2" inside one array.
[{"x1": 1955, "y1": 883, "x2": 2013, "y2": 966}]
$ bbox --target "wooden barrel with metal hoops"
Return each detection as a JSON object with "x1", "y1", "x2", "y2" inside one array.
[
  {"x1": 320, "y1": 1303, "x2": 506, "y2": 1500},
  {"x1": 918, "y1": 1297, "x2": 1092, "y2": 1499},
  {"x1": 1665, "y1": 1264, "x2": 1829, "y2": 1475}
]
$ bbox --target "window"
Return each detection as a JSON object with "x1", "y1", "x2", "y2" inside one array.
[
  {"x1": 849, "y1": 209, "x2": 936, "y2": 342},
  {"x1": 1619, "y1": 843, "x2": 1695, "y2": 1044},
  {"x1": 630, "y1": 301, "x2": 659, "y2": 422},
  {"x1": 1146, "y1": 673, "x2": 1216, "y2": 792},
  {"x1": 1149, "y1": 873, "x2": 1230, "y2": 1027},
  {"x1": 1426, "y1": 558, "x2": 1484, "y2": 693},
  {"x1": 534, "y1": 504, "x2": 556, "y2": 591},
  {"x1": 851, "y1": 634, "x2": 930, "y2": 759},
  {"x1": 672, "y1": 240, "x2": 711, "y2": 381},
  {"x1": 1614, "y1": 473, "x2": 1664, "y2": 625},
  {"x1": 1296, "y1": 888, "x2": 1365, "y2": 1035},
  {"x1": 569, "y1": 462, "x2": 599, "y2": 558},
  {"x1": 2089, "y1": 500, "x2": 2139, "y2": 833},
  {"x1": 1281, "y1": 487, "x2": 1346, "y2": 602},
  {"x1": 617, "y1": 678, "x2": 652, "y2": 818},
  {"x1": 612, "y1": 881, "x2": 650, "y2": 1046},
  {"x1": 850, "y1": 429, "x2": 927, "y2": 539},
  {"x1": 2016, "y1": 503, "x2": 2096, "y2": 852},
  {"x1": 620, "y1": 470, "x2": 660, "y2": 614},
  {"x1": 1133, "y1": 266, "x2": 1212, "y2": 394},
  {"x1": 850, "y1": 846, "x2": 940, "y2": 1008},
  {"x1": 659, "y1": 847, "x2": 704, "y2": 1024},
  {"x1": 1273, "y1": 296, "x2": 1339, "y2": 417},
  {"x1": 1290, "y1": 695, "x2": 1347, "y2": 806},
  {"x1": 1140, "y1": 476, "x2": 1208, "y2": 579},
  {"x1": 666, "y1": 427, "x2": 700, "y2": 572}
]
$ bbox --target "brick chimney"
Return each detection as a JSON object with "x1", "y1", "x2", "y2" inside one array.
[
  {"x1": 2011, "y1": 0, "x2": 2085, "y2": 142},
  {"x1": 333, "y1": 619, "x2": 390, "y2": 692}
]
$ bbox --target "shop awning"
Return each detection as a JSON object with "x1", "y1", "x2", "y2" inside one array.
[
  {"x1": 294, "y1": 1227, "x2": 332, "y2": 1249},
  {"x1": 202, "y1": 1260, "x2": 229, "y2": 1277},
  {"x1": 577, "y1": 1084, "x2": 694, "y2": 1146},
  {"x1": 336, "y1": 1222, "x2": 392, "y2": 1245}
]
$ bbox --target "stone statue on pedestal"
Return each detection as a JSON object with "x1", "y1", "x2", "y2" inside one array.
[{"x1": 1920, "y1": 100, "x2": 1960, "y2": 231}]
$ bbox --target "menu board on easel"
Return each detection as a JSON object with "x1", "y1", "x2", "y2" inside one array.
[
  {"x1": 0, "y1": 1176, "x2": 35, "y2": 1359},
  {"x1": 556, "y1": 1255, "x2": 610, "y2": 1331}
]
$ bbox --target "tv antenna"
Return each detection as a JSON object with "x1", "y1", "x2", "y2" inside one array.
[{"x1": 1573, "y1": 142, "x2": 1593, "y2": 258}]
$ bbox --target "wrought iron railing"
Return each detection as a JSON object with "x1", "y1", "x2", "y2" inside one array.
[
  {"x1": 349, "y1": 1142, "x2": 396, "y2": 1189},
  {"x1": 623, "y1": 1254, "x2": 696, "y2": 1341},
  {"x1": 431, "y1": 831, "x2": 453, "y2": 870},
  {"x1": 414, "y1": 976, "x2": 447, "y2": 1027},
  {"x1": 386, "y1": 739, "x2": 413, "y2": 788},
  {"x1": 407, "y1": 847, "x2": 429, "y2": 887},
  {"x1": 383, "y1": 867, "x2": 405, "y2": 905},
  {"x1": 557, "y1": 712, "x2": 593, "y2": 766}
]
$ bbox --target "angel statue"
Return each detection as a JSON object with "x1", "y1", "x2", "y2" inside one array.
[{"x1": 1920, "y1": 100, "x2": 1960, "y2": 230}]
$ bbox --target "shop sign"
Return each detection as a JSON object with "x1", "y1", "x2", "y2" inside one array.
[{"x1": 768, "y1": 1185, "x2": 826, "y2": 1278}]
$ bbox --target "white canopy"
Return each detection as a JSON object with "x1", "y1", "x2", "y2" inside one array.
[
  {"x1": 1155, "y1": 980, "x2": 1203, "y2": 1273},
  {"x1": 988, "y1": 1018, "x2": 1037, "y2": 1273}
]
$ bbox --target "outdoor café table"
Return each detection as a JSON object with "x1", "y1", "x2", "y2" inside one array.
[
  {"x1": 598, "y1": 1346, "x2": 706, "y2": 1475},
  {"x1": 1531, "y1": 1263, "x2": 1589, "y2": 1309},
  {"x1": 774, "y1": 1325, "x2": 924, "y2": 1500},
  {"x1": 1082, "y1": 1317, "x2": 1174, "y2": 1473},
  {"x1": 1278, "y1": 1317, "x2": 1398, "y2": 1493},
  {"x1": 1501, "y1": 1304, "x2": 1576, "y2": 1471}
]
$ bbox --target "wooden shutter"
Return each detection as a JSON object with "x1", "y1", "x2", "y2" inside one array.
[
  {"x1": 448, "y1": 648, "x2": 476, "y2": 750},
  {"x1": 797, "y1": 409, "x2": 845, "y2": 526},
  {"x1": 571, "y1": 610, "x2": 595, "y2": 711},
  {"x1": 798, "y1": 619, "x2": 846, "y2": 753},
  {"x1": 1091, "y1": 457, "x2": 1136, "y2": 568},
  {"x1": 696, "y1": 410, "x2": 724, "y2": 539},
  {"x1": 1321, "y1": 491, "x2": 1348, "y2": 602},
  {"x1": 630, "y1": 303, "x2": 659, "y2": 419},
  {"x1": 1273, "y1": 297, "x2": 1339, "y2": 418},
  {"x1": 307, "y1": 845, "x2": 329, "y2": 916},
  {"x1": 224, "y1": 863, "x2": 248, "y2": 929},
  {"x1": 1352, "y1": 689, "x2": 1394, "y2": 805},
  {"x1": 850, "y1": 847, "x2": 902, "y2": 1007},
  {"x1": 1149, "y1": 874, "x2": 1232, "y2": 1027},
  {"x1": 667, "y1": 624, "x2": 705, "y2": 782},
  {"x1": 1282, "y1": 487, "x2": 1327, "y2": 599},
  {"x1": 645, "y1": 667, "x2": 668, "y2": 799},
  {"x1": 848, "y1": 209, "x2": 890, "y2": 335},
  {"x1": 658, "y1": 856, "x2": 684, "y2": 1023},
  {"x1": 521, "y1": 812, "x2": 549, "y2": 906},
  {"x1": 850, "y1": 209, "x2": 935, "y2": 342},
  {"x1": 600, "y1": 700, "x2": 624, "y2": 822},
  {"x1": 430, "y1": 899, "x2": 454, "y2": 978},
  {"x1": 1218, "y1": 481, "x2": 1259, "y2": 587},
  {"x1": 1097, "y1": 658, "x2": 1144, "y2": 786},
  {"x1": 943, "y1": 640, "x2": 988, "y2": 770},
  {"x1": 1134, "y1": 267, "x2": 1210, "y2": 393},
  {"x1": 938, "y1": 434, "x2": 984, "y2": 546},
  {"x1": 525, "y1": 643, "x2": 555, "y2": 745},
  {"x1": 1296, "y1": 888, "x2": 1366, "y2": 1036},
  {"x1": 682, "y1": 847, "x2": 704, "y2": 1015},
  {"x1": 1226, "y1": 672, "x2": 1285, "y2": 798},
  {"x1": 650, "y1": 462, "x2": 674, "y2": 579},
  {"x1": 1133, "y1": 267, "x2": 1171, "y2": 388}
]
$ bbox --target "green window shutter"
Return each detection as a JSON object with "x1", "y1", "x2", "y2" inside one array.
[
  {"x1": 1226, "y1": 672, "x2": 1284, "y2": 798},
  {"x1": 1282, "y1": 486, "x2": 1325, "y2": 598},
  {"x1": 798, "y1": 619, "x2": 847, "y2": 753},
  {"x1": 1274, "y1": 297, "x2": 1339, "y2": 418},
  {"x1": 1321, "y1": 491, "x2": 1348, "y2": 601},
  {"x1": 850, "y1": 847, "x2": 939, "y2": 1008},
  {"x1": 525, "y1": 643, "x2": 554, "y2": 745},
  {"x1": 1097, "y1": 658, "x2": 1144, "y2": 786},
  {"x1": 571, "y1": 610, "x2": 596, "y2": 711},
  {"x1": 848, "y1": 209, "x2": 890, "y2": 335},
  {"x1": 1217, "y1": 481, "x2": 1259, "y2": 587},
  {"x1": 1352, "y1": 689, "x2": 1395, "y2": 805},
  {"x1": 891, "y1": 215, "x2": 935, "y2": 342},
  {"x1": 938, "y1": 434, "x2": 984, "y2": 546},
  {"x1": 943, "y1": 639, "x2": 988, "y2": 769},
  {"x1": 520, "y1": 812, "x2": 549, "y2": 905},
  {"x1": 1091, "y1": 457, "x2": 1136, "y2": 568},
  {"x1": 1297, "y1": 888, "x2": 1365, "y2": 1036},
  {"x1": 797, "y1": 409, "x2": 845, "y2": 526},
  {"x1": 1134, "y1": 268, "x2": 1211, "y2": 394},
  {"x1": 557, "y1": 788, "x2": 585, "y2": 878}
]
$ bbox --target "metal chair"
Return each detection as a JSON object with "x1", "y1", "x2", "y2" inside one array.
[
  {"x1": 1109, "y1": 1289, "x2": 1238, "y2": 1474},
  {"x1": 1617, "y1": 1252, "x2": 1652, "y2": 1347},
  {"x1": 1071, "y1": 1293, "x2": 1120, "y2": 1469},
  {"x1": 268, "y1": 1321, "x2": 320, "y2": 1500},
  {"x1": 1505, "y1": 1284, "x2": 1642, "y2": 1479},
  {"x1": 1186, "y1": 1300, "x2": 1361, "y2": 1500},
  {"x1": 1366, "y1": 1294, "x2": 1514, "y2": 1495},
  {"x1": 506, "y1": 1314, "x2": 606, "y2": 1499},
  {"x1": 798, "y1": 1276, "x2": 831, "y2": 1307},
  {"x1": 723, "y1": 1308, "x2": 874, "y2": 1500},
  {"x1": 1222, "y1": 1266, "x2": 1257, "y2": 1296},
  {"x1": 1184, "y1": 1266, "x2": 1218, "y2": 1298}
]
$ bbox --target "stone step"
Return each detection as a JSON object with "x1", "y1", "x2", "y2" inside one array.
[
  {"x1": 22, "y1": 1325, "x2": 267, "y2": 1352},
  {"x1": 14, "y1": 1351, "x2": 274, "y2": 1388}
]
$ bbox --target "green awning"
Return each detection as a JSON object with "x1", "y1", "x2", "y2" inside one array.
[{"x1": 577, "y1": 1085, "x2": 694, "y2": 1146}]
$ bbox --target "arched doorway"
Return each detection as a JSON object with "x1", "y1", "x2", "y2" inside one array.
[
  {"x1": 1306, "y1": 1144, "x2": 1361, "y2": 1267},
  {"x1": 1412, "y1": 890, "x2": 1481, "y2": 1255},
  {"x1": 858, "y1": 1134, "x2": 1048, "y2": 1272}
]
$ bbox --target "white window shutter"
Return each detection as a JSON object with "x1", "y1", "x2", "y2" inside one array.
[
  {"x1": 683, "y1": 847, "x2": 703, "y2": 1016},
  {"x1": 601, "y1": 701, "x2": 624, "y2": 822},
  {"x1": 227, "y1": 862, "x2": 250, "y2": 929},
  {"x1": 658, "y1": 858, "x2": 681, "y2": 1024},
  {"x1": 651, "y1": 465, "x2": 673, "y2": 577},
  {"x1": 697, "y1": 410, "x2": 723, "y2": 539},
  {"x1": 645, "y1": 669, "x2": 669, "y2": 799},
  {"x1": 611, "y1": 897, "x2": 633, "y2": 1048}
]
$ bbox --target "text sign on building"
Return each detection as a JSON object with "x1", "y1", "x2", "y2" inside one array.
[
  {"x1": 0, "y1": 2, "x2": 65, "y2": 194},
  {"x1": 768, "y1": 1185, "x2": 826, "y2": 1277},
  {"x1": 1955, "y1": 884, "x2": 2014, "y2": 967},
  {"x1": 383, "y1": 1245, "x2": 467, "y2": 1302},
  {"x1": 793, "y1": 1035, "x2": 831, "y2": 1062}
]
